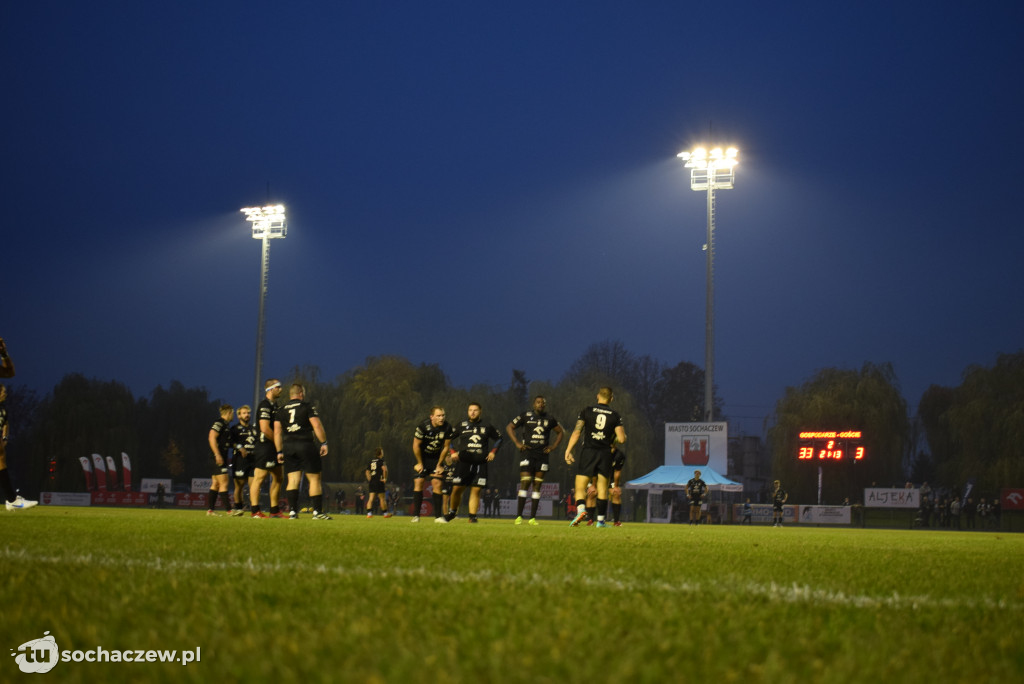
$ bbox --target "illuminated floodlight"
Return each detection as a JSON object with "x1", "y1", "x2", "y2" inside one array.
[
  {"x1": 676, "y1": 144, "x2": 739, "y2": 421},
  {"x1": 241, "y1": 205, "x2": 287, "y2": 239},
  {"x1": 241, "y1": 203, "x2": 288, "y2": 407}
]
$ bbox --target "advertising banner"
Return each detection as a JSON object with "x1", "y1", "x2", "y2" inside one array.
[
  {"x1": 91, "y1": 453, "x2": 107, "y2": 491},
  {"x1": 1000, "y1": 488, "x2": 1024, "y2": 511},
  {"x1": 105, "y1": 455, "x2": 119, "y2": 489},
  {"x1": 732, "y1": 503, "x2": 796, "y2": 524},
  {"x1": 78, "y1": 457, "x2": 94, "y2": 491},
  {"x1": 121, "y1": 453, "x2": 133, "y2": 491},
  {"x1": 91, "y1": 491, "x2": 148, "y2": 506},
  {"x1": 40, "y1": 492, "x2": 92, "y2": 507},
  {"x1": 797, "y1": 505, "x2": 852, "y2": 524},
  {"x1": 864, "y1": 488, "x2": 919, "y2": 508},
  {"x1": 140, "y1": 478, "x2": 173, "y2": 494},
  {"x1": 176, "y1": 493, "x2": 209, "y2": 509}
]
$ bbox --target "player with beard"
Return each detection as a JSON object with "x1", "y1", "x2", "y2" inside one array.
[
  {"x1": 229, "y1": 405, "x2": 257, "y2": 516},
  {"x1": 507, "y1": 395, "x2": 564, "y2": 526},
  {"x1": 274, "y1": 383, "x2": 331, "y2": 520},
  {"x1": 565, "y1": 387, "x2": 626, "y2": 528},
  {"x1": 411, "y1": 406, "x2": 455, "y2": 522},
  {"x1": 446, "y1": 402, "x2": 502, "y2": 523},
  {"x1": 250, "y1": 379, "x2": 285, "y2": 518},
  {"x1": 207, "y1": 405, "x2": 235, "y2": 516}
]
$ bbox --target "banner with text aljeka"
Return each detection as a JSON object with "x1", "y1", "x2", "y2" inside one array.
[{"x1": 664, "y1": 423, "x2": 728, "y2": 473}]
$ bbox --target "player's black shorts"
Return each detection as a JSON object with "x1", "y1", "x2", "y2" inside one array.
[
  {"x1": 211, "y1": 458, "x2": 229, "y2": 477},
  {"x1": 452, "y1": 459, "x2": 488, "y2": 488},
  {"x1": 282, "y1": 440, "x2": 320, "y2": 475},
  {"x1": 518, "y1": 450, "x2": 550, "y2": 476},
  {"x1": 253, "y1": 446, "x2": 280, "y2": 471},
  {"x1": 232, "y1": 455, "x2": 254, "y2": 479},
  {"x1": 368, "y1": 480, "x2": 386, "y2": 494},
  {"x1": 440, "y1": 465, "x2": 454, "y2": 495},
  {"x1": 773, "y1": 502, "x2": 784, "y2": 512},
  {"x1": 413, "y1": 456, "x2": 444, "y2": 481},
  {"x1": 577, "y1": 446, "x2": 612, "y2": 480}
]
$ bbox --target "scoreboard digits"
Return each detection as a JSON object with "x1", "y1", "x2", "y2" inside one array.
[{"x1": 797, "y1": 431, "x2": 865, "y2": 462}]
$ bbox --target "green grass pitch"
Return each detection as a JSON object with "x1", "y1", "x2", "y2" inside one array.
[{"x1": 2, "y1": 508, "x2": 1021, "y2": 683}]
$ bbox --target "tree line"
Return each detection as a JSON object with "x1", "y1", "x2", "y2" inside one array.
[
  {"x1": 6, "y1": 344, "x2": 1020, "y2": 502},
  {"x1": 5, "y1": 341, "x2": 709, "y2": 496}
]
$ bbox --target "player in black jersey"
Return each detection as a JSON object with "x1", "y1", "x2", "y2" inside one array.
[
  {"x1": 1, "y1": 340, "x2": 38, "y2": 509},
  {"x1": 446, "y1": 402, "x2": 503, "y2": 523},
  {"x1": 229, "y1": 405, "x2": 257, "y2": 517},
  {"x1": 206, "y1": 404, "x2": 235, "y2": 516},
  {"x1": 771, "y1": 479, "x2": 788, "y2": 527},
  {"x1": 274, "y1": 383, "x2": 331, "y2": 520},
  {"x1": 564, "y1": 387, "x2": 626, "y2": 528},
  {"x1": 411, "y1": 406, "x2": 455, "y2": 522},
  {"x1": 250, "y1": 379, "x2": 285, "y2": 518},
  {"x1": 686, "y1": 470, "x2": 708, "y2": 525},
  {"x1": 507, "y1": 395, "x2": 564, "y2": 525},
  {"x1": 365, "y1": 447, "x2": 390, "y2": 517}
]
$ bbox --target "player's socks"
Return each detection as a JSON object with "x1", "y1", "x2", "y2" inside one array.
[
  {"x1": 530, "y1": 492, "x2": 541, "y2": 519},
  {"x1": 0, "y1": 469, "x2": 16, "y2": 501},
  {"x1": 286, "y1": 489, "x2": 299, "y2": 512},
  {"x1": 251, "y1": 505, "x2": 261, "y2": 515},
  {"x1": 269, "y1": 505, "x2": 280, "y2": 515},
  {"x1": 207, "y1": 490, "x2": 217, "y2": 510},
  {"x1": 413, "y1": 490, "x2": 423, "y2": 515},
  {"x1": 516, "y1": 494, "x2": 527, "y2": 517},
  {"x1": 596, "y1": 498, "x2": 609, "y2": 520},
  {"x1": 612, "y1": 502, "x2": 621, "y2": 523},
  {"x1": 312, "y1": 494, "x2": 323, "y2": 514},
  {"x1": 432, "y1": 493, "x2": 443, "y2": 517},
  {"x1": 219, "y1": 492, "x2": 231, "y2": 511}
]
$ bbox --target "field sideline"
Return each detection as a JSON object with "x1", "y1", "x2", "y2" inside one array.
[{"x1": 2, "y1": 508, "x2": 1021, "y2": 683}]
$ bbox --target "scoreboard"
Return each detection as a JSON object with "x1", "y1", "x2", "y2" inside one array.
[{"x1": 797, "y1": 430, "x2": 865, "y2": 462}]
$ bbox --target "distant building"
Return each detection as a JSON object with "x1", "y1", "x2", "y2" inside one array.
[{"x1": 727, "y1": 434, "x2": 771, "y2": 502}]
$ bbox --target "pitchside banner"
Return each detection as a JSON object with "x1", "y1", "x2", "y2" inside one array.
[
  {"x1": 732, "y1": 503, "x2": 796, "y2": 524},
  {"x1": 864, "y1": 488, "x2": 919, "y2": 508},
  {"x1": 797, "y1": 505, "x2": 852, "y2": 524},
  {"x1": 664, "y1": 422, "x2": 728, "y2": 472},
  {"x1": 140, "y1": 478, "x2": 172, "y2": 494}
]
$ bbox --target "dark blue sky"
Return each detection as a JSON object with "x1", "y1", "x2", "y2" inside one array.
[{"x1": 4, "y1": 1, "x2": 1022, "y2": 436}]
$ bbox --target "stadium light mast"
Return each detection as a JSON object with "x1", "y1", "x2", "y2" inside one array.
[
  {"x1": 677, "y1": 146, "x2": 738, "y2": 422},
  {"x1": 241, "y1": 204, "x2": 287, "y2": 408}
]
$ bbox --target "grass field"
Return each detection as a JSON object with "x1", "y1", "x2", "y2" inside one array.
[{"x1": 2, "y1": 508, "x2": 1022, "y2": 683}]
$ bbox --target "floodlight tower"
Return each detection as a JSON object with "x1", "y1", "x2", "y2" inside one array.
[
  {"x1": 677, "y1": 146, "x2": 738, "y2": 421},
  {"x1": 241, "y1": 204, "x2": 287, "y2": 408}
]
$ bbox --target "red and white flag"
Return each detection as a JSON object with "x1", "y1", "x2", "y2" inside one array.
[
  {"x1": 78, "y1": 456, "x2": 94, "y2": 490},
  {"x1": 91, "y1": 453, "x2": 107, "y2": 491},
  {"x1": 121, "y1": 453, "x2": 133, "y2": 492},
  {"x1": 105, "y1": 455, "x2": 119, "y2": 489}
]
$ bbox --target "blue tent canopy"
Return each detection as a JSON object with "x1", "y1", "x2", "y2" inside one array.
[{"x1": 625, "y1": 465, "x2": 743, "y2": 492}]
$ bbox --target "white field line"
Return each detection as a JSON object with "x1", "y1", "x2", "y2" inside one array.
[{"x1": 2, "y1": 546, "x2": 1019, "y2": 613}]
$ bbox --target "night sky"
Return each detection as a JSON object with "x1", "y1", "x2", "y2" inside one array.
[{"x1": 4, "y1": 1, "x2": 1022, "y2": 437}]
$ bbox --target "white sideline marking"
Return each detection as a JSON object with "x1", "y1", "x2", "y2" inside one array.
[{"x1": 2, "y1": 546, "x2": 1018, "y2": 613}]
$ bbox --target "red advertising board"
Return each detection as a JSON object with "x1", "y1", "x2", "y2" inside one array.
[
  {"x1": 91, "y1": 491, "x2": 148, "y2": 506},
  {"x1": 1000, "y1": 488, "x2": 1024, "y2": 510}
]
